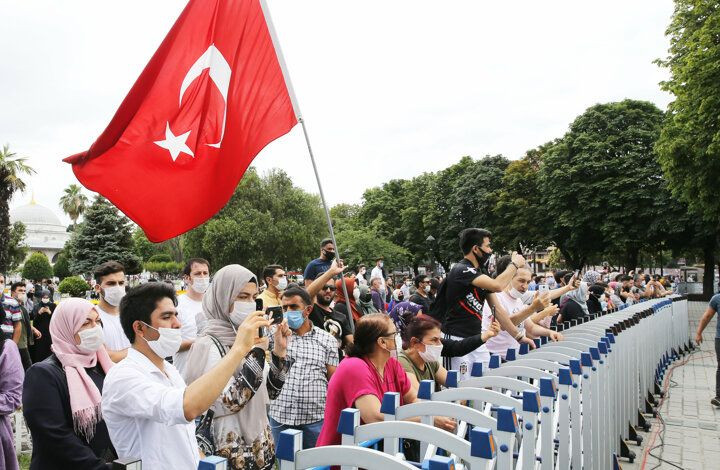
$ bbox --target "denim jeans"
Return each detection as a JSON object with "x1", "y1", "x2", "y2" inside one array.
[{"x1": 268, "y1": 415, "x2": 324, "y2": 451}]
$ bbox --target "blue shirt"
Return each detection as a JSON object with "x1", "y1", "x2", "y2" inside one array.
[
  {"x1": 709, "y1": 294, "x2": 720, "y2": 339},
  {"x1": 303, "y1": 258, "x2": 332, "y2": 282}
]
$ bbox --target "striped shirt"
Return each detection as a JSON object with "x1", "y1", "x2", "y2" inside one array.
[{"x1": 1, "y1": 295, "x2": 22, "y2": 338}]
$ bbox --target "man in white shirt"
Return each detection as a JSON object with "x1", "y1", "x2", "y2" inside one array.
[
  {"x1": 370, "y1": 257, "x2": 385, "y2": 282},
  {"x1": 102, "y1": 282, "x2": 271, "y2": 470},
  {"x1": 479, "y1": 256, "x2": 562, "y2": 363},
  {"x1": 173, "y1": 258, "x2": 210, "y2": 374},
  {"x1": 94, "y1": 261, "x2": 130, "y2": 362}
]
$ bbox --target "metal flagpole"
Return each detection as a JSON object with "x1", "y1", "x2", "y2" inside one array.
[{"x1": 259, "y1": 0, "x2": 356, "y2": 331}]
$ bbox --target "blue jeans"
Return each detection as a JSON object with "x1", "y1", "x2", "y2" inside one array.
[{"x1": 268, "y1": 415, "x2": 324, "y2": 451}]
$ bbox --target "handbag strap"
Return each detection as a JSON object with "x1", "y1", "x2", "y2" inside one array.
[{"x1": 207, "y1": 334, "x2": 226, "y2": 358}]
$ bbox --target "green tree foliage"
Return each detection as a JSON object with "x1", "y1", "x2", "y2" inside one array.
[
  {"x1": 22, "y1": 251, "x2": 53, "y2": 281},
  {"x1": 144, "y1": 261, "x2": 183, "y2": 278},
  {"x1": 0, "y1": 144, "x2": 35, "y2": 271},
  {"x1": 59, "y1": 184, "x2": 89, "y2": 230},
  {"x1": 68, "y1": 195, "x2": 142, "y2": 275},
  {"x1": 182, "y1": 168, "x2": 327, "y2": 276},
  {"x1": 58, "y1": 276, "x2": 90, "y2": 298},
  {"x1": 147, "y1": 253, "x2": 173, "y2": 263},
  {"x1": 539, "y1": 100, "x2": 688, "y2": 270},
  {"x1": 7, "y1": 222, "x2": 28, "y2": 272},
  {"x1": 53, "y1": 251, "x2": 71, "y2": 280},
  {"x1": 132, "y1": 227, "x2": 182, "y2": 262},
  {"x1": 656, "y1": 1, "x2": 720, "y2": 295}
]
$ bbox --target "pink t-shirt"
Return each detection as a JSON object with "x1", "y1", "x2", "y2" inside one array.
[
  {"x1": 481, "y1": 291, "x2": 526, "y2": 358},
  {"x1": 316, "y1": 356, "x2": 411, "y2": 446}
]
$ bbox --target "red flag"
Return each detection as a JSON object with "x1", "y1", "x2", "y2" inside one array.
[{"x1": 64, "y1": 0, "x2": 298, "y2": 242}]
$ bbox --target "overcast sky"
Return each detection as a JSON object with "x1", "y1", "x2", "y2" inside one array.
[{"x1": 1, "y1": 0, "x2": 674, "y2": 225}]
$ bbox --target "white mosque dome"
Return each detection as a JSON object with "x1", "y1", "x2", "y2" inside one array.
[
  {"x1": 10, "y1": 201, "x2": 64, "y2": 227},
  {"x1": 10, "y1": 198, "x2": 71, "y2": 263}
]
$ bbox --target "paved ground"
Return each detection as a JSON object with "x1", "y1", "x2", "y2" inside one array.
[{"x1": 625, "y1": 301, "x2": 719, "y2": 470}]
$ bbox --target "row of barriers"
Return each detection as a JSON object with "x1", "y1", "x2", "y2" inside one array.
[{"x1": 276, "y1": 295, "x2": 691, "y2": 470}]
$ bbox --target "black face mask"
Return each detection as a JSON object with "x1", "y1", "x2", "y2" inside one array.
[
  {"x1": 360, "y1": 293, "x2": 372, "y2": 303},
  {"x1": 323, "y1": 249, "x2": 336, "y2": 261},
  {"x1": 474, "y1": 247, "x2": 491, "y2": 269}
]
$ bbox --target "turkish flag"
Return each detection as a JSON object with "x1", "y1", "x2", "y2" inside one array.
[{"x1": 64, "y1": 0, "x2": 298, "y2": 242}]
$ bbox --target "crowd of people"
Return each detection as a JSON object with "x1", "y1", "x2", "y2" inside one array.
[{"x1": 0, "y1": 228, "x2": 678, "y2": 470}]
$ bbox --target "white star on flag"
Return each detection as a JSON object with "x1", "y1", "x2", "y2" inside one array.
[{"x1": 154, "y1": 122, "x2": 194, "y2": 161}]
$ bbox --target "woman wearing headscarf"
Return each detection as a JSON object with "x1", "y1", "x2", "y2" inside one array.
[
  {"x1": 582, "y1": 270, "x2": 602, "y2": 286},
  {"x1": 31, "y1": 289, "x2": 55, "y2": 363},
  {"x1": 334, "y1": 277, "x2": 362, "y2": 324},
  {"x1": 357, "y1": 284, "x2": 379, "y2": 316},
  {"x1": 23, "y1": 298, "x2": 116, "y2": 469},
  {"x1": 184, "y1": 265, "x2": 291, "y2": 470},
  {"x1": 0, "y1": 309, "x2": 23, "y2": 470},
  {"x1": 559, "y1": 281, "x2": 591, "y2": 324}
]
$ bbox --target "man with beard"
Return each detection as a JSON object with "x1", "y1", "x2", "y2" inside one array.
[{"x1": 309, "y1": 264, "x2": 354, "y2": 359}]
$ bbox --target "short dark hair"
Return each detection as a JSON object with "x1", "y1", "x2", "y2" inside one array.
[
  {"x1": 182, "y1": 258, "x2": 210, "y2": 277},
  {"x1": 10, "y1": 282, "x2": 25, "y2": 293},
  {"x1": 262, "y1": 264, "x2": 283, "y2": 285},
  {"x1": 320, "y1": 238, "x2": 333, "y2": 249},
  {"x1": 120, "y1": 282, "x2": 177, "y2": 343},
  {"x1": 459, "y1": 228, "x2": 492, "y2": 254},
  {"x1": 402, "y1": 315, "x2": 441, "y2": 349},
  {"x1": 430, "y1": 279, "x2": 440, "y2": 290},
  {"x1": 494, "y1": 255, "x2": 512, "y2": 276},
  {"x1": 554, "y1": 270, "x2": 569, "y2": 284},
  {"x1": 94, "y1": 261, "x2": 125, "y2": 284},
  {"x1": 346, "y1": 313, "x2": 393, "y2": 358},
  {"x1": 413, "y1": 274, "x2": 429, "y2": 288},
  {"x1": 281, "y1": 286, "x2": 312, "y2": 307},
  {"x1": 621, "y1": 275, "x2": 633, "y2": 282},
  {"x1": 563, "y1": 272, "x2": 574, "y2": 285}
]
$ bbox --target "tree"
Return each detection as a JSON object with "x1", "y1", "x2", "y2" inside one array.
[
  {"x1": 58, "y1": 277, "x2": 90, "y2": 298},
  {"x1": 132, "y1": 227, "x2": 182, "y2": 262},
  {"x1": 182, "y1": 168, "x2": 327, "y2": 276},
  {"x1": 655, "y1": 1, "x2": 720, "y2": 296},
  {"x1": 539, "y1": 100, "x2": 687, "y2": 270},
  {"x1": 53, "y1": 251, "x2": 71, "y2": 280},
  {"x1": 0, "y1": 144, "x2": 35, "y2": 271},
  {"x1": 22, "y1": 252, "x2": 53, "y2": 281},
  {"x1": 68, "y1": 195, "x2": 142, "y2": 275},
  {"x1": 7, "y1": 222, "x2": 28, "y2": 272},
  {"x1": 144, "y1": 261, "x2": 183, "y2": 278},
  {"x1": 59, "y1": 184, "x2": 89, "y2": 230}
]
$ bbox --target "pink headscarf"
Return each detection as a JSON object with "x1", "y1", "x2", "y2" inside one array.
[{"x1": 50, "y1": 298, "x2": 114, "y2": 441}]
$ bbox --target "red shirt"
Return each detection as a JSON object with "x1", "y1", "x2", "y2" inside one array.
[{"x1": 316, "y1": 356, "x2": 411, "y2": 446}]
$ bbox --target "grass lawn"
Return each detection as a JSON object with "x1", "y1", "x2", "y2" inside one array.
[{"x1": 18, "y1": 453, "x2": 30, "y2": 470}]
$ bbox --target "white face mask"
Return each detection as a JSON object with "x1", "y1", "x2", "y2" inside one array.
[
  {"x1": 191, "y1": 277, "x2": 210, "y2": 294},
  {"x1": 0, "y1": 283, "x2": 4, "y2": 292},
  {"x1": 508, "y1": 286, "x2": 523, "y2": 299},
  {"x1": 418, "y1": 343, "x2": 443, "y2": 363},
  {"x1": 231, "y1": 301, "x2": 256, "y2": 326},
  {"x1": 142, "y1": 323, "x2": 182, "y2": 358},
  {"x1": 353, "y1": 288, "x2": 360, "y2": 302},
  {"x1": 77, "y1": 325, "x2": 105, "y2": 353},
  {"x1": 17, "y1": 293, "x2": 27, "y2": 303},
  {"x1": 379, "y1": 261, "x2": 384, "y2": 268},
  {"x1": 424, "y1": 285, "x2": 431, "y2": 293},
  {"x1": 102, "y1": 285, "x2": 125, "y2": 307},
  {"x1": 276, "y1": 276, "x2": 288, "y2": 291},
  {"x1": 383, "y1": 337, "x2": 399, "y2": 359}
]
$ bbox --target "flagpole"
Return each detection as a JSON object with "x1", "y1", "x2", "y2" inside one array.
[{"x1": 259, "y1": 0, "x2": 356, "y2": 331}]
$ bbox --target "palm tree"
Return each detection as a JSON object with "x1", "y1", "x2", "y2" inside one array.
[
  {"x1": 0, "y1": 144, "x2": 35, "y2": 271},
  {"x1": 59, "y1": 184, "x2": 89, "y2": 230}
]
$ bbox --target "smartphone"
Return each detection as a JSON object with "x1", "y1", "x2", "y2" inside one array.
[
  {"x1": 255, "y1": 298, "x2": 264, "y2": 337},
  {"x1": 266, "y1": 306, "x2": 284, "y2": 325},
  {"x1": 538, "y1": 284, "x2": 549, "y2": 293},
  {"x1": 517, "y1": 242, "x2": 525, "y2": 256}
]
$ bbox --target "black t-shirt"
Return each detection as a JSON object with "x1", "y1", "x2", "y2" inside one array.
[
  {"x1": 309, "y1": 303, "x2": 353, "y2": 358},
  {"x1": 408, "y1": 293, "x2": 431, "y2": 313},
  {"x1": 443, "y1": 258, "x2": 490, "y2": 338}
]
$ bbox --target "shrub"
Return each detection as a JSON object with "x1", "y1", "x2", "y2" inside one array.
[{"x1": 58, "y1": 276, "x2": 91, "y2": 298}]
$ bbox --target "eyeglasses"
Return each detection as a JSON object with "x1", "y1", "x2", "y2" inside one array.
[
  {"x1": 383, "y1": 330, "x2": 398, "y2": 337},
  {"x1": 322, "y1": 285, "x2": 336, "y2": 291}
]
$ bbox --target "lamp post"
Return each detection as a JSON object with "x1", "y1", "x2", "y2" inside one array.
[{"x1": 426, "y1": 235, "x2": 436, "y2": 276}]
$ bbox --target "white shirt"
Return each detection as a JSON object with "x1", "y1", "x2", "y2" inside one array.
[
  {"x1": 481, "y1": 291, "x2": 527, "y2": 358},
  {"x1": 97, "y1": 305, "x2": 131, "y2": 351},
  {"x1": 102, "y1": 348, "x2": 199, "y2": 470},
  {"x1": 370, "y1": 266, "x2": 384, "y2": 281},
  {"x1": 173, "y1": 294, "x2": 203, "y2": 374}
]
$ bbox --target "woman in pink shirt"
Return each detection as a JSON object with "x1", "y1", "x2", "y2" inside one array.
[{"x1": 316, "y1": 313, "x2": 417, "y2": 446}]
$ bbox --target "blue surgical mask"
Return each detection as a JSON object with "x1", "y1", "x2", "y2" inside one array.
[{"x1": 284, "y1": 310, "x2": 305, "y2": 330}]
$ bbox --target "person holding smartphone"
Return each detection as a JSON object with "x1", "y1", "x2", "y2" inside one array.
[{"x1": 182, "y1": 265, "x2": 292, "y2": 470}]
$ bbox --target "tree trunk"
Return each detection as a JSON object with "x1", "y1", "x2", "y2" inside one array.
[
  {"x1": 0, "y1": 194, "x2": 11, "y2": 272},
  {"x1": 625, "y1": 248, "x2": 639, "y2": 274},
  {"x1": 702, "y1": 236, "x2": 715, "y2": 299}
]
